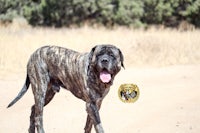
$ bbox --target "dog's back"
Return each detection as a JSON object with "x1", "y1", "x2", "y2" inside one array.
[{"x1": 27, "y1": 46, "x2": 89, "y2": 99}]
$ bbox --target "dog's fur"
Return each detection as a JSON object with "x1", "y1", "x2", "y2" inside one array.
[{"x1": 7, "y1": 44, "x2": 124, "y2": 133}]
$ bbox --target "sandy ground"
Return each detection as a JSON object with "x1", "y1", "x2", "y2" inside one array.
[{"x1": 0, "y1": 64, "x2": 200, "y2": 133}]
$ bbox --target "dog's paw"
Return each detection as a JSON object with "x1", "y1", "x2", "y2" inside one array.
[{"x1": 95, "y1": 123, "x2": 104, "y2": 133}]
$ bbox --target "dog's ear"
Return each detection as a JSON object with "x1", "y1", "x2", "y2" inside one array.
[
  {"x1": 118, "y1": 48, "x2": 125, "y2": 69},
  {"x1": 88, "y1": 45, "x2": 98, "y2": 63}
]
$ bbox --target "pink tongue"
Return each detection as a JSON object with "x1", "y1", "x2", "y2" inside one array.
[{"x1": 100, "y1": 71, "x2": 111, "y2": 83}]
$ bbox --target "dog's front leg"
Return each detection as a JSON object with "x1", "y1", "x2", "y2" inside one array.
[
  {"x1": 84, "y1": 115, "x2": 93, "y2": 133},
  {"x1": 85, "y1": 100, "x2": 102, "y2": 133},
  {"x1": 86, "y1": 102, "x2": 104, "y2": 133}
]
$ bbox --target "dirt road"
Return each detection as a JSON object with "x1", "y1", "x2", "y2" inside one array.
[{"x1": 1, "y1": 64, "x2": 200, "y2": 133}]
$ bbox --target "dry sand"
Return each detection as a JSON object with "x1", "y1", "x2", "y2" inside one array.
[
  {"x1": 1, "y1": 64, "x2": 200, "y2": 133},
  {"x1": 0, "y1": 26, "x2": 200, "y2": 132}
]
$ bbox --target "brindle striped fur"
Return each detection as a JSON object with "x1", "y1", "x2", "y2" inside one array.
[{"x1": 7, "y1": 45, "x2": 124, "y2": 133}]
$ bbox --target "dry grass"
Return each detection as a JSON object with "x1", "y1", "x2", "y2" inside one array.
[{"x1": 0, "y1": 25, "x2": 200, "y2": 73}]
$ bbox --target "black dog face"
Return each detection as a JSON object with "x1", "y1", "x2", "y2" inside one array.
[{"x1": 89, "y1": 44, "x2": 124, "y2": 84}]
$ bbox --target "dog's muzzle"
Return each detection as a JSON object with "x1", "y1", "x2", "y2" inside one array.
[{"x1": 99, "y1": 58, "x2": 112, "y2": 83}]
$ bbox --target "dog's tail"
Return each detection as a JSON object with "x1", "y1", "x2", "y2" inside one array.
[{"x1": 7, "y1": 74, "x2": 30, "y2": 108}]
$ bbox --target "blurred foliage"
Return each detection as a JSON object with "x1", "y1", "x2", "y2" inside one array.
[{"x1": 0, "y1": 0, "x2": 199, "y2": 28}]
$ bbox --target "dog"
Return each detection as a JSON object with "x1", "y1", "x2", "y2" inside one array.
[{"x1": 7, "y1": 44, "x2": 124, "y2": 133}]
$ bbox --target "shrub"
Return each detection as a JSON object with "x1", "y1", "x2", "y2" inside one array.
[{"x1": 0, "y1": 0, "x2": 199, "y2": 28}]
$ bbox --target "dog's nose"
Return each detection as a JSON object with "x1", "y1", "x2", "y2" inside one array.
[{"x1": 101, "y1": 58, "x2": 109, "y2": 63}]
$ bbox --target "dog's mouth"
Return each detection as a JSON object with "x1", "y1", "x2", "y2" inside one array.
[{"x1": 99, "y1": 69, "x2": 112, "y2": 83}]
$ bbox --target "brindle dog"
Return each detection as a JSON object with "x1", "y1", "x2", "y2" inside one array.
[{"x1": 7, "y1": 44, "x2": 124, "y2": 133}]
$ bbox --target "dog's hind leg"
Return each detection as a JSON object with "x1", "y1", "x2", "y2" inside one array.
[
  {"x1": 28, "y1": 65, "x2": 50, "y2": 133},
  {"x1": 32, "y1": 83, "x2": 47, "y2": 133},
  {"x1": 28, "y1": 84, "x2": 56, "y2": 133},
  {"x1": 29, "y1": 105, "x2": 36, "y2": 133}
]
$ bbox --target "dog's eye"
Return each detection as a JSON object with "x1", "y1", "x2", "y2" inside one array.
[
  {"x1": 97, "y1": 53, "x2": 103, "y2": 58},
  {"x1": 109, "y1": 53, "x2": 115, "y2": 57}
]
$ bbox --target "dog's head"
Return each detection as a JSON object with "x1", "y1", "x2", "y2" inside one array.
[{"x1": 88, "y1": 44, "x2": 124, "y2": 84}]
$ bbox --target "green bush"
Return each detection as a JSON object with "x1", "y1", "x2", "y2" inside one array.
[
  {"x1": 113, "y1": 0, "x2": 144, "y2": 27},
  {"x1": 0, "y1": 0, "x2": 21, "y2": 23},
  {"x1": 0, "y1": 0, "x2": 199, "y2": 28},
  {"x1": 142, "y1": 0, "x2": 172, "y2": 23},
  {"x1": 182, "y1": 0, "x2": 200, "y2": 27}
]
